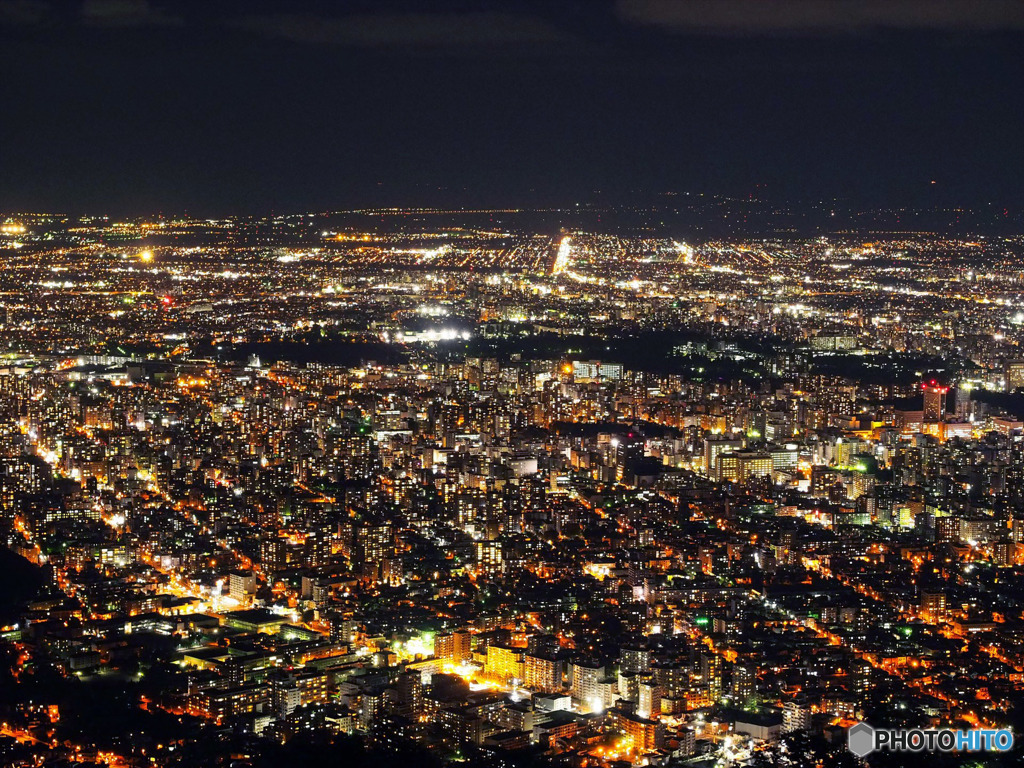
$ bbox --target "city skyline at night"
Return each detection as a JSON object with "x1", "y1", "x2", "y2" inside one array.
[
  {"x1": 4, "y1": 2, "x2": 1024, "y2": 768},
  {"x1": 1, "y1": 207, "x2": 1024, "y2": 767}
]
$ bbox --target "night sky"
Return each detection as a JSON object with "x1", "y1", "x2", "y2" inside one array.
[{"x1": 2, "y1": 0, "x2": 1023, "y2": 216}]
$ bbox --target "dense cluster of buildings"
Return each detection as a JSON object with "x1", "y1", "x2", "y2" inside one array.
[{"x1": 2, "y1": 211, "x2": 1024, "y2": 766}]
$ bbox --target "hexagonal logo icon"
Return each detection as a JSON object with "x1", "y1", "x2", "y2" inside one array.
[{"x1": 848, "y1": 721, "x2": 876, "y2": 757}]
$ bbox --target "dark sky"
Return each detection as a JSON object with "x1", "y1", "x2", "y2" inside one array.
[{"x1": 1, "y1": 0, "x2": 1023, "y2": 216}]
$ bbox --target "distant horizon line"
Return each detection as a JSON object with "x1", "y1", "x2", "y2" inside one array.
[{"x1": 2, "y1": 194, "x2": 1021, "y2": 222}]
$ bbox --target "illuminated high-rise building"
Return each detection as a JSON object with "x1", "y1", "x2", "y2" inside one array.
[{"x1": 922, "y1": 383, "x2": 947, "y2": 422}]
